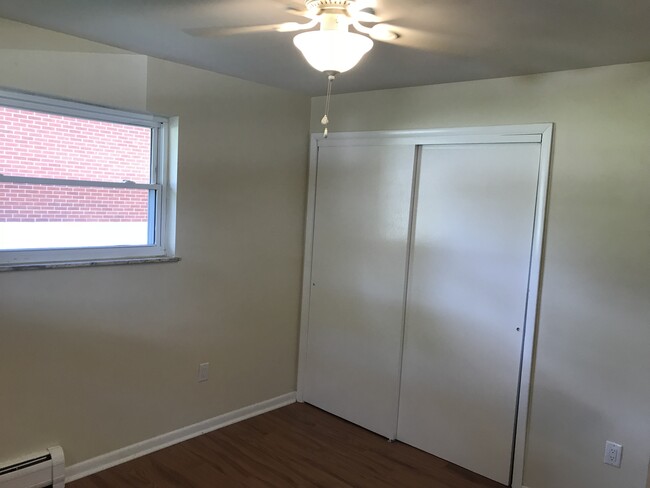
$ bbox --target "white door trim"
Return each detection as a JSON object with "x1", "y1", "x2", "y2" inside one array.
[
  {"x1": 510, "y1": 123, "x2": 553, "y2": 488},
  {"x1": 296, "y1": 124, "x2": 554, "y2": 488},
  {"x1": 296, "y1": 136, "x2": 319, "y2": 404}
]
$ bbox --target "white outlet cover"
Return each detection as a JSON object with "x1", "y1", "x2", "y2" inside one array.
[{"x1": 604, "y1": 441, "x2": 623, "y2": 468}]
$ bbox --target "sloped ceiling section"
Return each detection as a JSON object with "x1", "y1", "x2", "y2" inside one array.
[{"x1": 0, "y1": 0, "x2": 649, "y2": 94}]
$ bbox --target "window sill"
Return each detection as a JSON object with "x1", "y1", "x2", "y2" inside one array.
[{"x1": 0, "y1": 256, "x2": 181, "y2": 272}]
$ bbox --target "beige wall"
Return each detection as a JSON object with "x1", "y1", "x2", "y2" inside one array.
[
  {"x1": 311, "y1": 63, "x2": 650, "y2": 488},
  {"x1": 0, "y1": 19, "x2": 310, "y2": 465}
]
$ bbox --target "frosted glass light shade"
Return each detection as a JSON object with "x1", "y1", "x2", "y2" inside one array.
[{"x1": 293, "y1": 30, "x2": 373, "y2": 73}]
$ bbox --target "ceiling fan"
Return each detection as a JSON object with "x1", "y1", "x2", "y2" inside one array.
[
  {"x1": 189, "y1": 1, "x2": 400, "y2": 71},
  {"x1": 187, "y1": 0, "x2": 403, "y2": 136}
]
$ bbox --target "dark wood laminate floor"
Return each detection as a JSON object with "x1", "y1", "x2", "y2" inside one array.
[{"x1": 69, "y1": 403, "x2": 504, "y2": 488}]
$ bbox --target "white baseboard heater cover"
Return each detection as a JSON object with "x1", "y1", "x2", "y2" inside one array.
[{"x1": 0, "y1": 446, "x2": 65, "y2": 488}]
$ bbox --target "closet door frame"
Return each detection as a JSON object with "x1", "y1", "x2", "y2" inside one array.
[{"x1": 297, "y1": 124, "x2": 553, "y2": 488}]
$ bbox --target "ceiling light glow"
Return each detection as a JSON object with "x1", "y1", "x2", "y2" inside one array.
[{"x1": 293, "y1": 30, "x2": 373, "y2": 74}]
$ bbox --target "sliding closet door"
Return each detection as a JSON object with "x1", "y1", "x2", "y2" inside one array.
[
  {"x1": 303, "y1": 144, "x2": 414, "y2": 438},
  {"x1": 398, "y1": 143, "x2": 541, "y2": 485}
]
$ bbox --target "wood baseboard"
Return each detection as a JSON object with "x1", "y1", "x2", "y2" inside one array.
[{"x1": 65, "y1": 392, "x2": 297, "y2": 483}]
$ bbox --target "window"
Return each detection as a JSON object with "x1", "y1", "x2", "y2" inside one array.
[{"x1": 0, "y1": 89, "x2": 176, "y2": 268}]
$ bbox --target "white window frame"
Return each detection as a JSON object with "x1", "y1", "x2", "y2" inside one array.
[{"x1": 0, "y1": 88, "x2": 176, "y2": 269}]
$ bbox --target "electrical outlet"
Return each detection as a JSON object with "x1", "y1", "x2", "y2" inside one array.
[
  {"x1": 198, "y1": 362, "x2": 209, "y2": 382},
  {"x1": 604, "y1": 441, "x2": 623, "y2": 468}
]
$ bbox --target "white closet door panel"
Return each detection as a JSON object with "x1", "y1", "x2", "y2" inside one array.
[
  {"x1": 304, "y1": 144, "x2": 414, "y2": 438},
  {"x1": 398, "y1": 144, "x2": 540, "y2": 485}
]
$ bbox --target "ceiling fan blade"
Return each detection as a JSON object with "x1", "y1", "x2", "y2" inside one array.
[
  {"x1": 352, "y1": 0, "x2": 379, "y2": 10},
  {"x1": 277, "y1": 19, "x2": 319, "y2": 32},
  {"x1": 185, "y1": 24, "x2": 280, "y2": 38},
  {"x1": 285, "y1": 6, "x2": 317, "y2": 19},
  {"x1": 368, "y1": 23, "x2": 400, "y2": 41},
  {"x1": 381, "y1": 26, "x2": 474, "y2": 56},
  {"x1": 280, "y1": 0, "x2": 310, "y2": 10},
  {"x1": 354, "y1": 10, "x2": 382, "y2": 23}
]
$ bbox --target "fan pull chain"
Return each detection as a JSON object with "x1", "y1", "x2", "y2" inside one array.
[{"x1": 321, "y1": 74, "x2": 335, "y2": 138}]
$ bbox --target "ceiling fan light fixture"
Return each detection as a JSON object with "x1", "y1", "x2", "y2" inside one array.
[{"x1": 293, "y1": 30, "x2": 373, "y2": 73}]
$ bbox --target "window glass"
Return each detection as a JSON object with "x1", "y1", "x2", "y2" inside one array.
[
  {"x1": 0, "y1": 183, "x2": 153, "y2": 250},
  {"x1": 0, "y1": 106, "x2": 152, "y2": 184}
]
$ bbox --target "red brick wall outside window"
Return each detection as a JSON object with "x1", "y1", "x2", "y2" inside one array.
[{"x1": 0, "y1": 107, "x2": 151, "y2": 223}]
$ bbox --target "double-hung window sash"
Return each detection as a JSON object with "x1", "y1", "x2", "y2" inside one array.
[{"x1": 0, "y1": 88, "x2": 171, "y2": 266}]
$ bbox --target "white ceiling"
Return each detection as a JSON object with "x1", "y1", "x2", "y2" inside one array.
[{"x1": 0, "y1": 0, "x2": 649, "y2": 95}]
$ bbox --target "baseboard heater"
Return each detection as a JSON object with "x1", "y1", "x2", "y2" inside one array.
[{"x1": 0, "y1": 447, "x2": 65, "y2": 488}]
